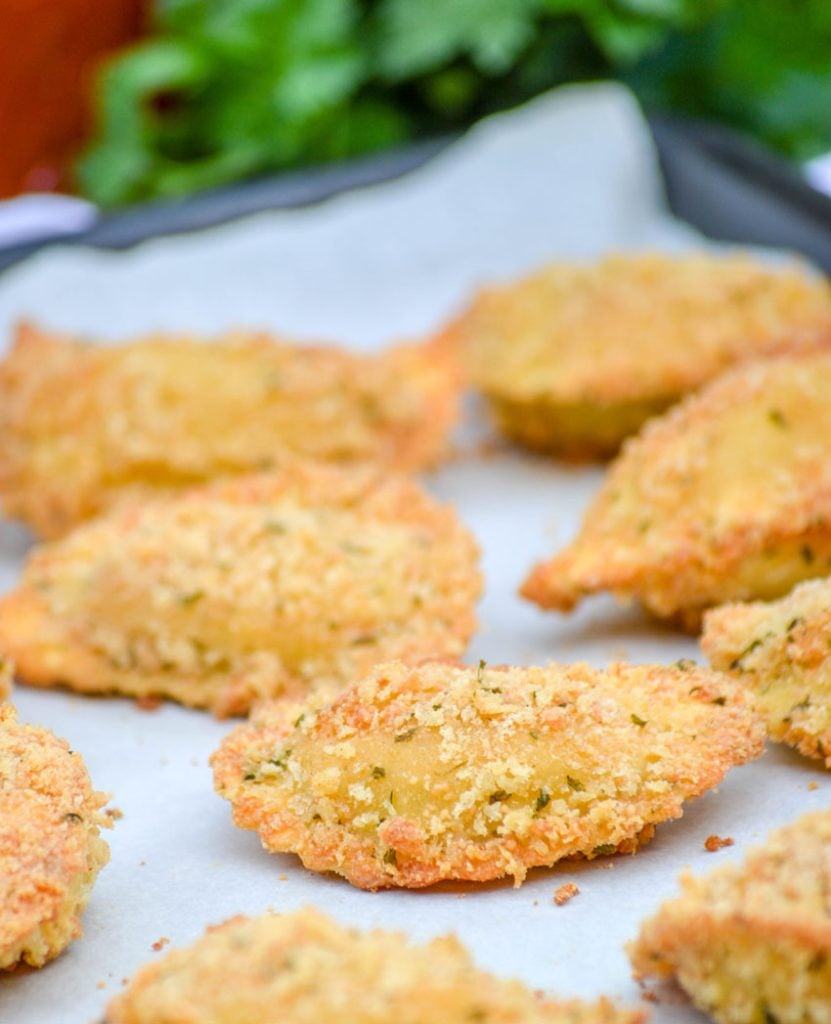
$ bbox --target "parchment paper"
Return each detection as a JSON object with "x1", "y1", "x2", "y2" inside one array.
[{"x1": 0, "y1": 82, "x2": 823, "y2": 1024}]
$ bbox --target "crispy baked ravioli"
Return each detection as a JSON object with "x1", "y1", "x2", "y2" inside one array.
[
  {"x1": 212, "y1": 659, "x2": 764, "y2": 889},
  {"x1": 105, "y1": 909, "x2": 645, "y2": 1024},
  {"x1": 0, "y1": 704, "x2": 110, "y2": 969},
  {"x1": 453, "y1": 253, "x2": 831, "y2": 458},
  {"x1": 629, "y1": 809, "x2": 831, "y2": 1024},
  {"x1": 523, "y1": 352, "x2": 831, "y2": 627},
  {"x1": 0, "y1": 468, "x2": 481, "y2": 716},
  {"x1": 0, "y1": 322, "x2": 460, "y2": 538},
  {"x1": 703, "y1": 577, "x2": 831, "y2": 767}
]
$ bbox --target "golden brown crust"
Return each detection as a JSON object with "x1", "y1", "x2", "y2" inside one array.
[
  {"x1": 0, "y1": 656, "x2": 11, "y2": 702},
  {"x1": 0, "y1": 466, "x2": 481, "y2": 716},
  {"x1": 456, "y1": 253, "x2": 831, "y2": 457},
  {"x1": 0, "y1": 322, "x2": 461, "y2": 538},
  {"x1": 629, "y1": 809, "x2": 831, "y2": 1024},
  {"x1": 522, "y1": 351, "x2": 831, "y2": 625},
  {"x1": 0, "y1": 704, "x2": 110, "y2": 969},
  {"x1": 212, "y1": 659, "x2": 764, "y2": 889},
  {"x1": 702, "y1": 577, "x2": 831, "y2": 767},
  {"x1": 105, "y1": 907, "x2": 645, "y2": 1024}
]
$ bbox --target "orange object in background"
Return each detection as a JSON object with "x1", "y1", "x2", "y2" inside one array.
[{"x1": 0, "y1": 0, "x2": 146, "y2": 199}]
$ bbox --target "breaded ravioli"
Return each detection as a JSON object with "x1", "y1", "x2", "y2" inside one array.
[
  {"x1": 0, "y1": 467, "x2": 480, "y2": 717},
  {"x1": 454, "y1": 253, "x2": 831, "y2": 458},
  {"x1": 0, "y1": 704, "x2": 110, "y2": 969},
  {"x1": 212, "y1": 659, "x2": 764, "y2": 889},
  {"x1": 0, "y1": 322, "x2": 459, "y2": 538},
  {"x1": 105, "y1": 909, "x2": 645, "y2": 1024},
  {"x1": 629, "y1": 809, "x2": 831, "y2": 1024},
  {"x1": 523, "y1": 352, "x2": 831, "y2": 628},
  {"x1": 703, "y1": 577, "x2": 831, "y2": 767}
]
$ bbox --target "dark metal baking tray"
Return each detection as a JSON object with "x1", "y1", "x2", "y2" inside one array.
[{"x1": 2, "y1": 113, "x2": 831, "y2": 274}]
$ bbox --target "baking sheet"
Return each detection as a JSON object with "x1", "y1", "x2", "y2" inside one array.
[{"x1": 0, "y1": 82, "x2": 825, "y2": 1024}]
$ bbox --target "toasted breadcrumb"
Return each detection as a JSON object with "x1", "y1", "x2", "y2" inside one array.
[
  {"x1": 629, "y1": 809, "x2": 831, "y2": 1024},
  {"x1": 523, "y1": 352, "x2": 831, "y2": 627},
  {"x1": 105, "y1": 908, "x2": 645, "y2": 1024},
  {"x1": 0, "y1": 466, "x2": 480, "y2": 716},
  {"x1": 212, "y1": 659, "x2": 764, "y2": 890},
  {"x1": 0, "y1": 704, "x2": 110, "y2": 969},
  {"x1": 704, "y1": 835, "x2": 734, "y2": 852},
  {"x1": 452, "y1": 253, "x2": 831, "y2": 458},
  {"x1": 0, "y1": 322, "x2": 460, "y2": 538},
  {"x1": 703, "y1": 576, "x2": 831, "y2": 768},
  {"x1": 151, "y1": 937, "x2": 169, "y2": 952},
  {"x1": 554, "y1": 883, "x2": 580, "y2": 906}
]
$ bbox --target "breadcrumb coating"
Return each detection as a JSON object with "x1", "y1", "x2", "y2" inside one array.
[
  {"x1": 629, "y1": 809, "x2": 831, "y2": 1024},
  {"x1": 212, "y1": 659, "x2": 764, "y2": 889},
  {"x1": 0, "y1": 467, "x2": 481, "y2": 716},
  {"x1": 453, "y1": 253, "x2": 831, "y2": 458},
  {"x1": 0, "y1": 704, "x2": 110, "y2": 969},
  {"x1": 0, "y1": 322, "x2": 460, "y2": 538},
  {"x1": 523, "y1": 352, "x2": 831, "y2": 627},
  {"x1": 703, "y1": 577, "x2": 831, "y2": 768},
  {"x1": 105, "y1": 908, "x2": 645, "y2": 1024}
]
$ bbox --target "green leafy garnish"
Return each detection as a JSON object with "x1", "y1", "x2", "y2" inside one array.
[
  {"x1": 593, "y1": 843, "x2": 616, "y2": 856},
  {"x1": 79, "y1": 1, "x2": 831, "y2": 208},
  {"x1": 534, "y1": 787, "x2": 550, "y2": 814}
]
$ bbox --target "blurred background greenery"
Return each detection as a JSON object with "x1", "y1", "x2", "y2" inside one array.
[{"x1": 5, "y1": 0, "x2": 831, "y2": 207}]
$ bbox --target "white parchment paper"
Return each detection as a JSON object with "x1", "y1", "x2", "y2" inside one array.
[{"x1": 0, "y1": 82, "x2": 824, "y2": 1024}]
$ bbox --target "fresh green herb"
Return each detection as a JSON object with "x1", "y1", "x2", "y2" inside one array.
[
  {"x1": 383, "y1": 848, "x2": 398, "y2": 865},
  {"x1": 768, "y1": 409, "x2": 788, "y2": 428},
  {"x1": 371, "y1": 766, "x2": 386, "y2": 779},
  {"x1": 534, "y1": 787, "x2": 550, "y2": 815},
  {"x1": 786, "y1": 617, "x2": 804, "y2": 633},
  {"x1": 674, "y1": 658, "x2": 696, "y2": 670},
  {"x1": 243, "y1": 772, "x2": 257, "y2": 781},
  {"x1": 178, "y1": 589, "x2": 204, "y2": 606},
  {"x1": 488, "y1": 789, "x2": 508, "y2": 803},
  {"x1": 476, "y1": 659, "x2": 486, "y2": 684},
  {"x1": 631, "y1": 713, "x2": 647, "y2": 727},
  {"x1": 64, "y1": 812, "x2": 83, "y2": 823},
  {"x1": 394, "y1": 727, "x2": 417, "y2": 743},
  {"x1": 593, "y1": 843, "x2": 616, "y2": 857},
  {"x1": 529, "y1": 730, "x2": 539, "y2": 741},
  {"x1": 294, "y1": 713, "x2": 306, "y2": 728},
  {"x1": 729, "y1": 635, "x2": 770, "y2": 671},
  {"x1": 711, "y1": 696, "x2": 727, "y2": 706},
  {"x1": 79, "y1": 1, "x2": 831, "y2": 209},
  {"x1": 566, "y1": 775, "x2": 585, "y2": 792}
]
